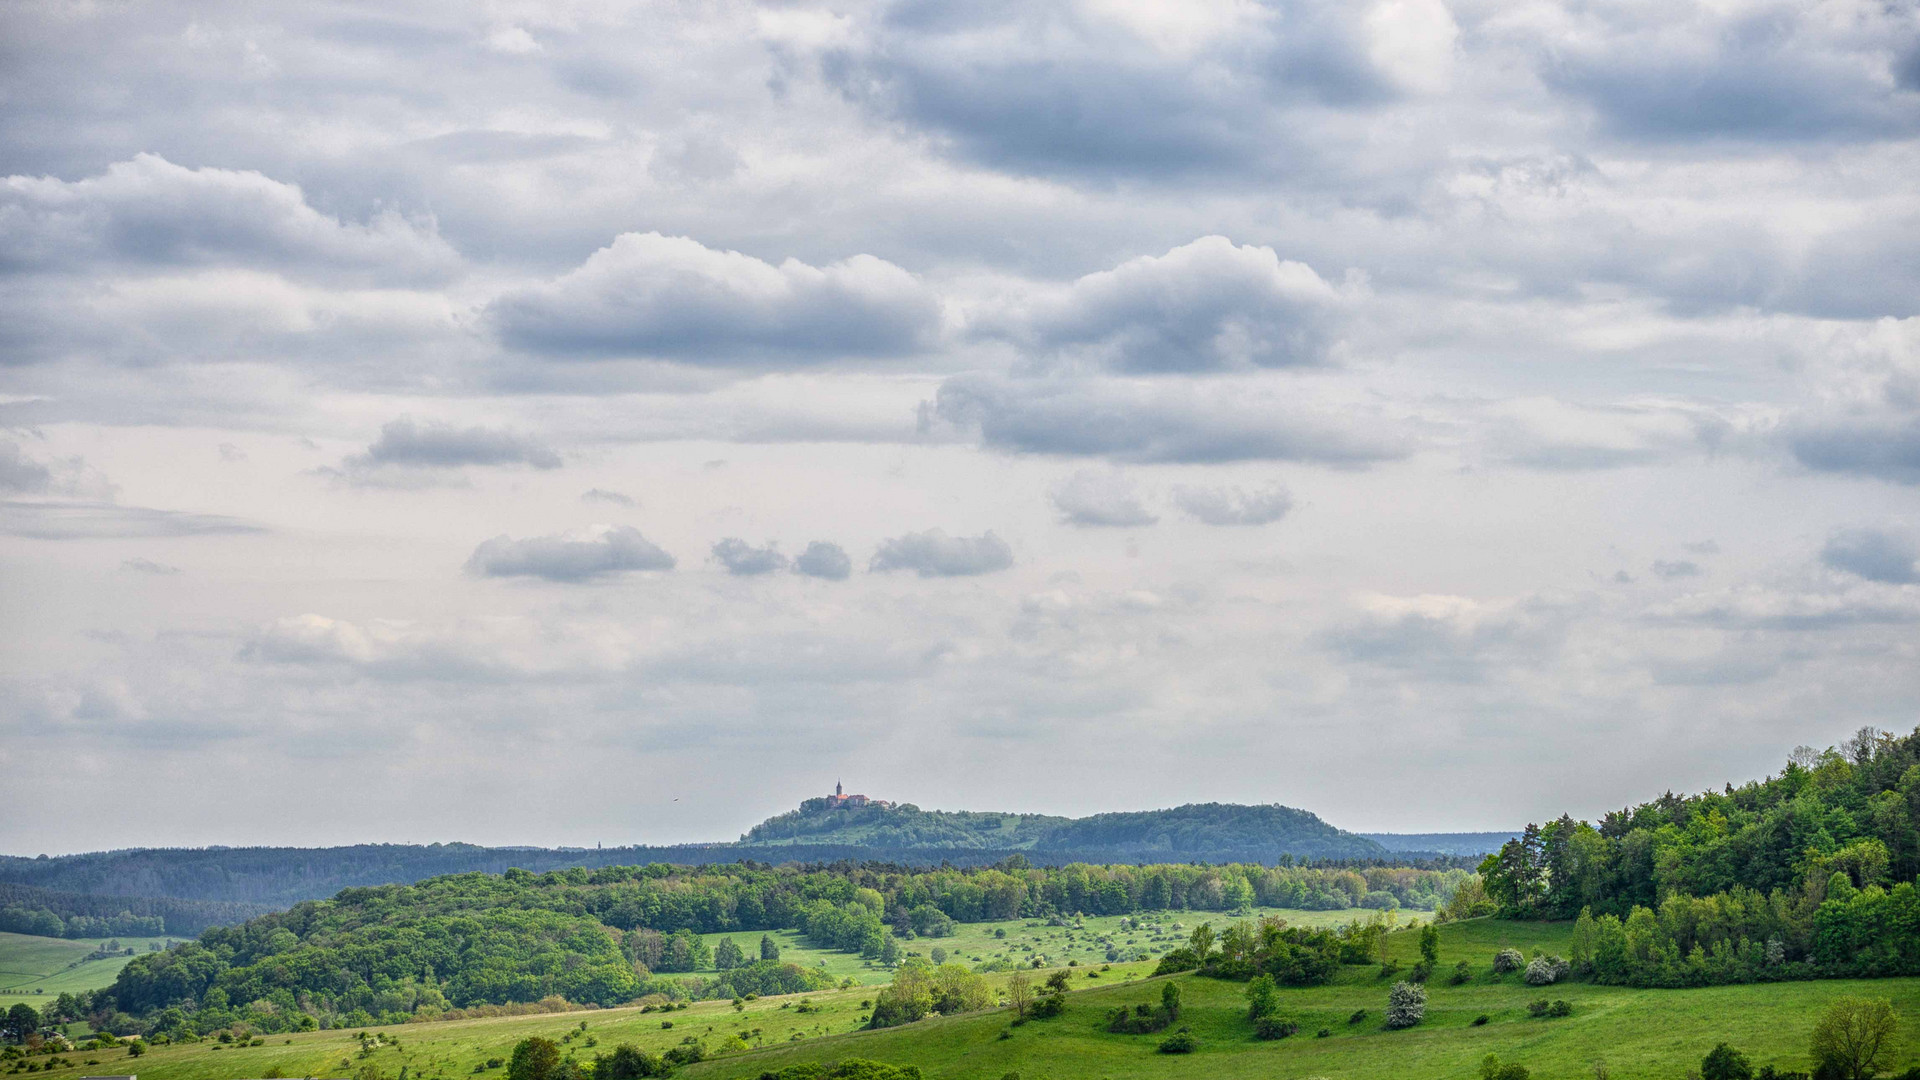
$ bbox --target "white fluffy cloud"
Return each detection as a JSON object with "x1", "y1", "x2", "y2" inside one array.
[
  {"x1": 489, "y1": 232, "x2": 944, "y2": 364},
  {"x1": 1049, "y1": 470, "x2": 1158, "y2": 527}
]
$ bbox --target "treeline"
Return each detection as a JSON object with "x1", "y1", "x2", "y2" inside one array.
[
  {"x1": 0, "y1": 883, "x2": 268, "y2": 936},
  {"x1": 90, "y1": 858, "x2": 1471, "y2": 1037},
  {"x1": 0, "y1": 838, "x2": 1447, "y2": 911},
  {"x1": 1483, "y1": 725, "x2": 1920, "y2": 987}
]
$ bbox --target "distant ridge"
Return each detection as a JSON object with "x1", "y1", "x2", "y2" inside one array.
[{"x1": 1362, "y1": 832, "x2": 1518, "y2": 857}]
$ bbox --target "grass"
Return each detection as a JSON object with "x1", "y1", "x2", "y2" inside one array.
[
  {"x1": 696, "y1": 908, "x2": 1371, "y2": 987},
  {"x1": 11, "y1": 919, "x2": 1916, "y2": 1080},
  {"x1": 0, "y1": 932, "x2": 177, "y2": 1012}
]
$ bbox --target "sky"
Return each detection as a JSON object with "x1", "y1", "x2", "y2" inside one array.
[{"x1": 2, "y1": 0, "x2": 1918, "y2": 855}]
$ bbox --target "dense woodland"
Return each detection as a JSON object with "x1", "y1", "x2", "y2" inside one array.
[
  {"x1": 84, "y1": 859, "x2": 1469, "y2": 1036},
  {"x1": 1477, "y1": 726, "x2": 1920, "y2": 986},
  {"x1": 0, "y1": 883, "x2": 269, "y2": 937}
]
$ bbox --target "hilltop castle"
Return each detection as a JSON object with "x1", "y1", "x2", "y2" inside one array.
[{"x1": 823, "y1": 779, "x2": 892, "y2": 810}]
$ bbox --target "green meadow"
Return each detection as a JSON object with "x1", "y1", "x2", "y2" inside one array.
[
  {"x1": 0, "y1": 933, "x2": 174, "y2": 1012},
  {"x1": 21, "y1": 918, "x2": 1917, "y2": 1080},
  {"x1": 694, "y1": 907, "x2": 1369, "y2": 987}
]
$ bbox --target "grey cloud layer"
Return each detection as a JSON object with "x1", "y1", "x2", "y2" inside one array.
[
  {"x1": 1171, "y1": 482, "x2": 1292, "y2": 526},
  {"x1": 349, "y1": 417, "x2": 561, "y2": 471},
  {"x1": 1822, "y1": 528, "x2": 1920, "y2": 584}
]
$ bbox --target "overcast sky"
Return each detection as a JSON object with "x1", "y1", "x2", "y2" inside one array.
[{"x1": 3, "y1": 0, "x2": 1917, "y2": 855}]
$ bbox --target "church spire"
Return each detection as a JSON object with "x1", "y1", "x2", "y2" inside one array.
[{"x1": 836, "y1": 779, "x2": 842, "y2": 796}]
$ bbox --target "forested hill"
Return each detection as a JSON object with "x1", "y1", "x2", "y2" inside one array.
[{"x1": 739, "y1": 801, "x2": 1390, "y2": 862}]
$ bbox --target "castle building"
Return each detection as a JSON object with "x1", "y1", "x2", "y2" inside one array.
[{"x1": 824, "y1": 780, "x2": 890, "y2": 810}]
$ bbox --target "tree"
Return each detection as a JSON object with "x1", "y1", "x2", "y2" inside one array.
[
  {"x1": 1187, "y1": 923, "x2": 1215, "y2": 961},
  {"x1": 1700, "y1": 1043, "x2": 1753, "y2": 1080},
  {"x1": 1385, "y1": 981, "x2": 1426, "y2": 1029},
  {"x1": 593, "y1": 1044, "x2": 662, "y2": 1080},
  {"x1": 1160, "y1": 981, "x2": 1181, "y2": 1021},
  {"x1": 713, "y1": 937, "x2": 744, "y2": 971},
  {"x1": 930, "y1": 947, "x2": 947, "y2": 966},
  {"x1": 760, "y1": 934, "x2": 780, "y2": 962},
  {"x1": 1810, "y1": 998, "x2": 1897, "y2": 1080},
  {"x1": 1419, "y1": 924, "x2": 1440, "y2": 967},
  {"x1": 507, "y1": 1037, "x2": 562, "y2": 1080},
  {"x1": 4, "y1": 1003, "x2": 38, "y2": 1044},
  {"x1": 1006, "y1": 970, "x2": 1033, "y2": 1018},
  {"x1": 879, "y1": 935, "x2": 902, "y2": 966},
  {"x1": 1245, "y1": 975, "x2": 1278, "y2": 1021}
]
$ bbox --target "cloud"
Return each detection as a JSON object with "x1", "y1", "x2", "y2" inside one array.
[
  {"x1": 120, "y1": 557, "x2": 181, "y2": 574},
  {"x1": 1049, "y1": 470, "x2": 1157, "y2": 527},
  {"x1": 1537, "y1": 1, "x2": 1920, "y2": 143},
  {"x1": 1789, "y1": 417, "x2": 1920, "y2": 486},
  {"x1": 932, "y1": 373, "x2": 1409, "y2": 464},
  {"x1": 0, "y1": 154, "x2": 458, "y2": 284},
  {"x1": 0, "y1": 441, "x2": 54, "y2": 493},
  {"x1": 869, "y1": 529, "x2": 1014, "y2": 577},
  {"x1": 793, "y1": 541, "x2": 853, "y2": 580},
  {"x1": 489, "y1": 232, "x2": 943, "y2": 363},
  {"x1": 1649, "y1": 583, "x2": 1920, "y2": 631},
  {"x1": 711, "y1": 538, "x2": 788, "y2": 575},
  {"x1": 345, "y1": 417, "x2": 562, "y2": 472},
  {"x1": 1171, "y1": 482, "x2": 1293, "y2": 526},
  {"x1": 987, "y1": 237, "x2": 1349, "y2": 373},
  {"x1": 823, "y1": 0, "x2": 1416, "y2": 179},
  {"x1": 1320, "y1": 593, "x2": 1570, "y2": 683},
  {"x1": 0, "y1": 501, "x2": 262, "y2": 539},
  {"x1": 1822, "y1": 528, "x2": 1920, "y2": 584},
  {"x1": 1651, "y1": 560, "x2": 1703, "y2": 580},
  {"x1": 465, "y1": 525, "x2": 675, "y2": 582},
  {"x1": 581, "y1": 488, "x2": 636, "y2": 507}
]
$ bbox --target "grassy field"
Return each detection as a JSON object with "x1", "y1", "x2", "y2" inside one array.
[
  {"x1": 0, "y1": 932, "x2": 176, "y2": 1011},
  {"x1": 697, "y1": 908, "x2": 1378, "y2": 986},
  {"x1": 18, "y1": 917, "x2": 1916, "y2": 1080}
]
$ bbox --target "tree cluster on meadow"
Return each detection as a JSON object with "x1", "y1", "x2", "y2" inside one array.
[{"x1": 1481, "y1": 727, "x2": 1920, "y2": 986}]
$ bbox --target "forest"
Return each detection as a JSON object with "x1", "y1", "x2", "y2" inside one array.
[
  {"x1": 84, "y1": 859, "x2": 1470, "y2": 1036},
  {"x1": 1476, "y1": 725, "x2": 1920, "y2": 986}
]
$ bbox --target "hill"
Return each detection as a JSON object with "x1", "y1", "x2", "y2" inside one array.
[
  {"x1": 1363, "y1": 832, "x2": 1518, "y2": 856},
  {"x1": 738, "y1": 802, "x2": 1389, "y2": 863}
]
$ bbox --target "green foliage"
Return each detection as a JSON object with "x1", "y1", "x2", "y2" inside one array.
[
  {"x1": 752, "y1": 1061, "x2": 923, "y2": 1080},
  {"x1": 592, "y1": 1043, "x2": 665, "y2": 1079},
  {"x1": 1156, "y1": 1030, "x2": 1195, "y2": 1054},
  {"x1": 1808, "y1": 997, "x2": 1898, "y2": 1080},
  {"x1": 1702, "y1": 1042, "x2": 1755, "y2": 1080},
  {"x1": 1419, "y1": 924, "x2": 1441, "y2": 965},
  {"x1": 1482, "y1": 729, "x2": 1920, "y2": 988},
  {"x1": 506, "y1": 1038, "x2": 560, "y2": 1080},
  {"x1": 714, "y1": 937, "x2": 744, "y2": 971},
  {"x1": 1481, "y1": 1053, "x2": 1531, "y2": 1080},
  {"x1": 1243, "y1": 974, "x2": 1277, "y2": 1020}
]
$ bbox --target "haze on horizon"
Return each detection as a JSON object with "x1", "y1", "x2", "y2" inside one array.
[{"x1": 2, "y1": 0, "x2": 1917, "y2": 855}]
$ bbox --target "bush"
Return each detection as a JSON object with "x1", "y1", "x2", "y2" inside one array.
[
  {"x1": 1451, "y1": 960, "x2": 1473, "y2": 985},
  {"x1": 1481, "y1": 1054, "x2": 1530, "y2": 1080},
  {"x1": 1493, "y1": 949, "x2": 1525, "y2": 975},
  {"x1": 1523, "y1": 956, "x2": 1569, "y2": 986},
  {"x1": 1701, "y1": 1043, "x2": 1754, "y2": 1080},
  {"x1": 1253, "y1": 1017, "x2": 1298, "y2": 1041},
  {"x1": 1409, "y1": 961, "x2": 1433, "y2": 984},
  {"x1": 1549, "y1": 1000, "x2": 1572, "y2": 1017},
  {"x1": 1349, "y1": 1009, "x2": 1368, "y2": 1024},
  {"x1": 1385, "y1": 982, "x2": 1426, "y2": 1029},
  {"x1": 1157, "y1": 1031, "x2": 1196, "y2": 1054},
  {"x1": 1472, "y1": 1014, "x2": 1490, "y2": 1026},
  {"x1": 1528, "y1": 1000, "x2": 1549, "y2": 1017},
  {"x1": 1315, "y1": 1028, "x2": 1332, "y2": 1038}
]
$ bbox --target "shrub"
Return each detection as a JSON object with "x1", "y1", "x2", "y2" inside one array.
[
  {"x1": 1385, "y1": 982, "x2": 1426, "y2": 1029},
  {"x1": 1523, "y1": 956, "x2": 1569, "y2": 986},
  {"x1": 1316, "y1": 1028, "x2": 1332, "y2": 1038},
  {"x1": 1549, "y1": 1000, "x2": 1572, "y2": 1018},
  {"x1": 1492, "y1": 949, "x2": 1525, "y2": 975},
  {"x1": 1472, "y1": 1014, "x2": 1490, "y2": 1026},
  {"x1": 1481, "y1": 1054, "x2": 1530, "y2": 1080},
  {"x1": 1254, "y1": 1017, "x2": 1299, "y2": 1041},
  {"x1": 1528, "y1": 1000, "x2": 1550, "y2": 1018},
  {"x1": 1349, "y1": 1009, "x2": 1368, "y2": 1025},
  {"x1": 1701, "y1": 1043, "x2": 1754, "y2": 1080},
  {"x1": 1409, "y1": 961, "x2": 1434, "y2": 984},
  {"x1": 1157, "y1": 1031, "x2": 1196, "y2": 1054},
  {"x1": 1451, "y1": 960, "x2": 1473, "y2": 985}
]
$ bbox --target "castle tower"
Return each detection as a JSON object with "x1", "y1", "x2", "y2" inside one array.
[{"x1": 835, "y1": 779, "x2": 843, "y2": 796}]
